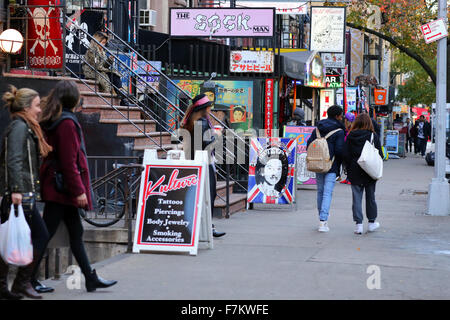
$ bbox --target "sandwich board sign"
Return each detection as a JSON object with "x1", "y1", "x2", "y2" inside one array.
[{"x1": 133, "y1": 150, "x2": 213, "y2": 255}]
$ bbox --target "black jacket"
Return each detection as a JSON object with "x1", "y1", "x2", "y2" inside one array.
[
  {"x1": 0, "y1": 117, "x2": 41, "y2": 197},
  {"x1": 414, "y1": 121, "x2": 431, "y2": 140},
  {"x1": 343, "y1": 129, "x2": 383, "y2": 186},
  {"x1": 307, "y1": 118, "x2": 345, "y2": 175},
  {"x1": 189, "y1": 117, "x2": 215, "y2": 160}
]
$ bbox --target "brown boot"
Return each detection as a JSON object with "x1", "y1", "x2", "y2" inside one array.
[
  {"x1": 11, "y1": 263, "x2": 42, "y2": 299},
  {"x1": 0, "y1": 258, "x2": 23, "y2": 300}
]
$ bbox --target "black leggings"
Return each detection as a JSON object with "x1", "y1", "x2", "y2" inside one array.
[
  {"x1": 209, "y1": 165, "x2": 216, "y2": 218},
  {"x1": 32, "y1": 202, "x2": 92, "y2": 280},
  {"x1": 108, "y1": 73, "x2": 123, "y2": 96}
]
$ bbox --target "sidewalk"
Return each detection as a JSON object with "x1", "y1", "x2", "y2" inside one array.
[{"x1": 40, "y1": 153, "x2": 450, "y2": 300}]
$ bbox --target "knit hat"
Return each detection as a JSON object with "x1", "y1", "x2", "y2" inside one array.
[
  {"x1": 345, "y1": 112, "x2": 355, "y2": 122},
  {"x1": 293, "y1": 108, "x2": 305, "y2": 120},
  {"x1": 192, "y1": 93, "x2": 213, "y2": 112}
]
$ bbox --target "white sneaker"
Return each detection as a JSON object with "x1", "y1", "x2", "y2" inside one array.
[
  {"x1": 318, "y1": 221, "x2": 329, "y2": 232},
  {"x1": 368, "y1": 221, "x2": 380, "y2": 232},
  {"x1": 354, "y1": 224, "x2": 363, "y2": 234}
]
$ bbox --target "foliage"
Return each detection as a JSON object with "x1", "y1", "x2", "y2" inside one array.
[{"x1": 392, "y1": 51, "x2": 436, "y2": 106}]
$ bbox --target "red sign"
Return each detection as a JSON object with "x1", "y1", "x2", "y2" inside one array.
[
  {"x1": 27, "y1": 0, "x2": 64, "y2": 69},
  {"x1": 265, "y1": 79, "x2": 274, "y2": 137},
  {"x1": 374, "y1": 89, "x2": 387, "y2": 105},
  {"x1": 421, "y1": 18, "x2": 448, "y2": 44}
]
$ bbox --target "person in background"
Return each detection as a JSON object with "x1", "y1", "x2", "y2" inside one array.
[
  {"x1": 340, "y1": 112, "x2": 355, "y2": 185},
  {"x1": 405, "y1": 118, "x2": 413, "y2": 153},
  {"x1": 31, "y1": 80, "x2": 117, "y2": 293},
  {"x1": 180, "y1": 93, "x2": 226, "y2": 238},
  {"x1": 307, "y1": 105, "x2": 345, "y2": 233},
  {"x1": 343, "y1": 113, "x2": 383, "y2": 235},
  {"x1": 287, "y1": 108, "x2": 307, "y2": 127},
  {"x1": 0, "y1": 86, "x2": 51, "y2": 299},
  {"x1": 414, "y1": 115, "x2": 431, "y2": 157},
  {"x1": 82, "y1": 31, "x2": 131, "y2": 106}
]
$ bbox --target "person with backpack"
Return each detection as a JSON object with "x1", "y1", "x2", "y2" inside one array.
[
  {"x1": 343, "y1": 113, "x2": 384, "y2": 235},
  {"x1": 306, "y1": 105, "x2": 345, "y2": 232}
]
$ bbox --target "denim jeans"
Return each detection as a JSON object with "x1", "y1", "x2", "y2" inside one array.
[
  {"x1": 417, "y1": 137, "x2": 427, "y2": 156},
  {"x1": 316, "y1": 172, "x2": 337, "y2": 221}
]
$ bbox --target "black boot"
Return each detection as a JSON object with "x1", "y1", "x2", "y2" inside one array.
[
  {"x1": 85, "y1": 269, "x2": 117, "y2": 292},
  {"x1": 11, "y1": 262, "x2": 42, "y2": 299},
  {"x1": 0, "y1": 258, "x2": 23, "y2": 300},
  {"x1": 31, "y1": 279, "x2": 54, "y2": 294},
  {"x1": 212, "y1": 224, "x2": 226, "y2": 238}
]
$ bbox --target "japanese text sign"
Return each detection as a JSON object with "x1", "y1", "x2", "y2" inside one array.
[
  {"x1": 265, "y1": 79, "x2": 274, "y2": 137},
  {"x1": 230, "y1": 50, "x2": 274, "y2": 73}
]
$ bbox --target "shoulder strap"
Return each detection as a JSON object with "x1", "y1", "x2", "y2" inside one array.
[
  {"x1": 315, "y1": 127, "x2": 321, "y2": 138},
  {"x1": 370, "y1": 133, "x2": 374, "y2": 144},
  {"x1": 324, "y1": 128, "x2": 342, "y2": 139}
]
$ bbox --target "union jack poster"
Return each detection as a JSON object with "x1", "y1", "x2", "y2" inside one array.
[{"x1": 247, "y1": 138, "x2": 297, "y2": 204}]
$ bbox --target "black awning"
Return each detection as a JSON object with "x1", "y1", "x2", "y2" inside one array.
[{"x1": 281, "y1": 51, "x2": 316, "y2": 80}]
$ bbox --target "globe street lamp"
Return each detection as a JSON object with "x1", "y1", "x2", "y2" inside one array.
[{"x1": 0, "y1": 29, "x2": 24, "y2": 54}]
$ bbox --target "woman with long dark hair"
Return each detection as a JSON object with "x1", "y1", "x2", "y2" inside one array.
[
  {"x1": 343, "y1": 113, "x2": 384, "y2": 235},
  {"x1": 30, "y1": 80, "x2": 117, "y2": 293},
  {"x1": 0, "y1": 86, "x2": 51, "y2": 299},
  {"x1": 180, "y1": 93, "x2": 225, "y2": 238}
]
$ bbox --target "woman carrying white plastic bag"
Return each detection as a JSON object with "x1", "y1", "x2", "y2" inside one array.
[
  {"x1": 0, "y1": 86, "x2": 51, "y2": 300},
  {"x1": 343, "y1": 113, "x2": 384, "y2": 235},
  {"x1": 0, "y1": 204, "x2": 33, "y2": 266}
]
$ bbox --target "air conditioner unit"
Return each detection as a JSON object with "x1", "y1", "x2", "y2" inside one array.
[{"x1": 140, "y1": 9, "x2": 157, "y2": 27}]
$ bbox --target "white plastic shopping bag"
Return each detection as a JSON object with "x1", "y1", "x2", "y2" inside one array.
[
  {"x1": 0, "y1": 204, "x2": 33, "y2": 266},
  {"x1": 357, "y1": 133, "x2": 383, "y2": 180}
]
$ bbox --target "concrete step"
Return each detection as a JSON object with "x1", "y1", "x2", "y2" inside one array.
[
  {"x1": 132, "y1": 133, "x2": 173, "y2": 147},
  {"x1": 214, "y1": 193, "x2": 247, "y2": 217},
  {"x1": 80, "y1": 91, "x2": 121, "y2": 105},
  {"x1": 75, "y1": 79, "x2": 99, "y2": 92},
  {"x1": 116, "y1": 121, "x2": 157, "y2": 134},
  {"x1": 81, "y1": 105, "x2": 143, "y2": 120},
  {"x1": 216, "y1": 181, "x2": 236, "y2": 198}
]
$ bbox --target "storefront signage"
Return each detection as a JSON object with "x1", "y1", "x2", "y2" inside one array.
[
  {"x1": 310, "y1": 6, "x2": 346, "y2": 53},
  {"x1": 321, "y1": 53, "x2": 346, "y2": 68},
  {"x1": 265, "y1": 79, "x2": 274, "y2": 137},
  {"x1": 305, "y1": 54, "x2": 325, "y2": 88},
  {"x1": 231, "y1": 1, "x2": 308, "y2": 15},
  {"x1": 27, "y1": 0, "x2": 64, "y2": 69},
  {"x1": 230, "y1": 50, "x2": 274, "y2": 73},
  {"x1": 374, "y1": 88, "x2": 387, "y2": 105},
  {"x1": 320, "y1": 89, "x2": 335, "y2": 119},
  {"x1": 136, "y1": 60, "x2": 161, "y2": 92},
  {"x1": 346, "y1": 87, "x2": 357, "y2": 112},
  {"x1": 247, "y1": 138, "x2": 297, "y2": 204},
  {"x1": 421, "y1": 18, "x2": 448, "y2": 44},
  {"x1": 169, "y1": 8, "x2": 275, "y2": 37},
  {"x1": 133, "y1": 150, "x2": 213, "y2": 256},
  {"x1": 325, "y1": 72, "x2": 343, "y2": 88},
  {"x1": 283, "y1": 126, "x2": 316, "y2": 185}
]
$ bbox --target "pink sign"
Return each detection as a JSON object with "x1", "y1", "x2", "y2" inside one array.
[{"x1": 170, "y1": 8, "x2": 275, "y2": 37}]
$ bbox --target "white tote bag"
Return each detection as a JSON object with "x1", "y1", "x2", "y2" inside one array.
[
  {"x1": 357, "y1": 133, "x2": 383, "y2": 180},
  {"x1": 0, "y1": 204, "x2": 33, "y2": 266}
]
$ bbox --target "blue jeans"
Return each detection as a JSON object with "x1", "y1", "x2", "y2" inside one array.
[{"x1": 316, "y1": 172, "x2": 337, "y2": 221}]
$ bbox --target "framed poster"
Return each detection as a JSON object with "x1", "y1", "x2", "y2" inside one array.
[
  {"x1": 133, "y1": 150, "x2": 212, "y2": 255},
  {"x1": 385, "y1": 130, "x2": 399, "y2": 154},
  {"x1": 247, "y1": 138, "x2": 297, "y2": 204},
  {"x1": 310, "y1": 6, "x2": 346, "y2": 53},
  {"x1": 346, "y1": 87, "x2": 357, "y2": 112},
  {"x1": 284, "y1": 126, "x2": 316, "y2": 185}
]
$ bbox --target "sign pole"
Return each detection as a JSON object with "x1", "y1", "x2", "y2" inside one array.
[
  {"x1": 427, "y1": 0, "x2": 450, "y2": 216},
  {"x1": 343, "y1": 65, "x2": 348, "y2": 114}
]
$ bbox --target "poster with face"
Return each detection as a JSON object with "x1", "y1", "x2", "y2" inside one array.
[
  {"x1": 247, "y1": 138, "x2": 297, "y2": 204},
  {"x1": 230, "y1": 105, "x2": 247, "y2": 123},
  {"x1": 284, "y1": 126, "x2": 316, "y2": 185},
  {"x1": 135, "y1": 166, "x2": 202, "y2": 247},
  {"x1": 167, "y1": 80, "x2": 254, "y2": 132}
]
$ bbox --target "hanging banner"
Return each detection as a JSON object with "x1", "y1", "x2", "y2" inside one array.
[
  {"x1": 374, "y1": 88, "x2": 387, "y2": 105},
  {"x1": 346, "y1": 87, "x2": 357, "y2": 112},
  {"x1": 247, "y1": 138, "x2": 297, "y2": 204},
  {"x1": 265, "y1": 79, "x2": 274, "y2": 137},
  {"x1": 27, "y1": 0, "x2": 64, "y2": 69},
  {"x1": 230, "y1": 50, "x2": 274, "y2": 73},
  {"x1": 320, "y1": 89, "x2": 335, "y2": 119},
  {"x1": 310, "y1": 6, "x2": 346, "y2": 53},
  {"x1": 170, "y1": 8, "x2": 275, "y2": 38},
  {"x1": 284, "y1": 126, "x2": 316, "y2": 185}
]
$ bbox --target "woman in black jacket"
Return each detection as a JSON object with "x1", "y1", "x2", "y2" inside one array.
[
  {"x1": 343, "y1": 113, "x2": 384, "y2": 235},
  {"x1": 0, "y1": 86, "x2": 52, "y2": 299},
  {"x1": 180, "y1": 94, "x2": 225, "y2": 238}
]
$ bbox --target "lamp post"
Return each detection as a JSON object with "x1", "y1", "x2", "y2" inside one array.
[{"x1": 427, "y1": 0, "x2": 450, "y2": 216}]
